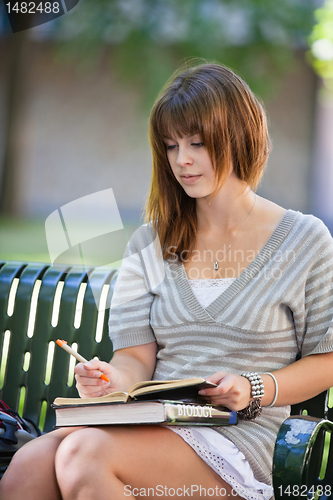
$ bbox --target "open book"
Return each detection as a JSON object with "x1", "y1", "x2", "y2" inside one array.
[
  {"x1": 53, "y1": 377, "x2": 217, "y2": 406},
  {"x1": 52, "y1": 377, "x2": 238, "y2": 427}
]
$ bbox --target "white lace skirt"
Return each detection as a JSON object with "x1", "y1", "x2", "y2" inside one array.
[{"x1": 168, "y1": 426, "x2": 273, "y2": 500}]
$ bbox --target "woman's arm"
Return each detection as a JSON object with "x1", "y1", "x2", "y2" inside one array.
[
  {"x1": 262, "y1": 350, "x2": 333, "y2": 406},
  {"x1": 199, "y1": 350, "x2": 333, "y2": 411},
  {"x1": 74, "y1": 341, "x2": 157, "y2": 398}
]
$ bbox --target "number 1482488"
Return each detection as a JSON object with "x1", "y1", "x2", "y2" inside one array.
[
  {"x1": 6, "y1": 2, "x2": 60, "y2": 14},
  {"x1": 277, "y1": 485, "x2": 331, "y2": 497}
]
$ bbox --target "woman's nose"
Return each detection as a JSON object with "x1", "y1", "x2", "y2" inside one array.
[{"x1": 176, "y1": 147, "x2": 193, "y2": 167}]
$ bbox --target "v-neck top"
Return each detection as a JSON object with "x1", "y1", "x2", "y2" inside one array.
[
  {"x1": 174, "y1": 209, "x2": 297, "y2": 322},
  {"x1": 109, "y1": 210, "x2": 333, "y2": 485}
]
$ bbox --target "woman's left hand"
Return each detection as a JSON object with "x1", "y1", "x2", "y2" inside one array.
[{"x1": 198, "y1": 371, "x2": 252, "y2": 411}]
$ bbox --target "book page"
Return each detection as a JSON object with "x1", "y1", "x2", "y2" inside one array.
[
  {"x1": 130, "y1": 378, "x2": 215, "y2": 397},
  {"x1": 53, "y1": 391, "x2": 129, "y2": 406}
]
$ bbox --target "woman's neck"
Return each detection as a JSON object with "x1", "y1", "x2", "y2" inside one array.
[{"x1": 195, "y1": 172, "x2": 255, "y2": 234}]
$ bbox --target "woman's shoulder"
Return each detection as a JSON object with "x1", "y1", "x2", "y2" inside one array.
[
  {"x1": 287, "y1": 209, "x2": 332, "y2": 242},
  {"x1": 280, "y1": 209, "x2": 333, "y2": 263},
  {"x1": 125, "y1": 222, "x2": 160, "y2": 255},
  {"x1": 256, "y1": 196, "x2": 331, "y2": 241},
  {"x1": 253, "y1": 197, "x2": 333, "y2": 266}
]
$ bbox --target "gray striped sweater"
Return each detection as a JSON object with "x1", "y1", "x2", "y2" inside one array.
[{"x1": 109, "y1": 210, "x2": 333, "y2": 485}]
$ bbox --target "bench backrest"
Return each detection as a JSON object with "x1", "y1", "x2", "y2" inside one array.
[
  {"x1": 1, "y1": 260, "x2": 332, "y2": 434},
  {"x1": 0, "y1": 261, "x2": 116, "y2": 432}
]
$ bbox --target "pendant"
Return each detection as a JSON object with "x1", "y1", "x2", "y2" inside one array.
[{"x1": 214, "y1": 261, "x2": 219, "y2": 271}]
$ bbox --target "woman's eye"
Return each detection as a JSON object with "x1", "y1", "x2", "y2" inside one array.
[
  {"x1": 192, "y1": 142, "x2": 204, "y2": 147},
  {"x1": 165, "y1": 144, "x2": 177, "y2": 151}
]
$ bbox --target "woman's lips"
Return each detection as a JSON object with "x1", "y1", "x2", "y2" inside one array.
[{"x1": 180, "y1": 174, "x2": 201, "y2": 184}]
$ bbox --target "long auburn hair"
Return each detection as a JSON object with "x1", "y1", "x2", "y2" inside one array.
[{"x1": 145, "y1": 62, "x2": 271, "y2": 260}]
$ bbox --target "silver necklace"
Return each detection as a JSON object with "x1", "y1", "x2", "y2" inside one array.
[{"x1": 197, "y1": 194, "x2": 257, "y2": 271}]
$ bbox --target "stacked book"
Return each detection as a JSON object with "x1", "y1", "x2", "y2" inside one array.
[{"x1": 53, "y1": 378, "x2": 238, "y2": 427}]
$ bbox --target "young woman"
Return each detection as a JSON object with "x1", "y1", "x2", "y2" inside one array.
[{"x1": 2, "y1": 62, "x2": 333, "y2": 500}]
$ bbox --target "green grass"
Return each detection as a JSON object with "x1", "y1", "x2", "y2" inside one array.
[
  {"x1": 0, "y1": 216, "x2": 139, "y2": 265},
  {"x1": 0, "y1": 216, "x2": 51, "y2": 263}
]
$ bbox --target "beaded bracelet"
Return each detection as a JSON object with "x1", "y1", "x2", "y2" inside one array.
[
  {"x1": 241, "y1": 372, "x2": 265, "y2": 398},
  {"x1": 237, "y1": 372, "x2": 265, "y2": 420}
]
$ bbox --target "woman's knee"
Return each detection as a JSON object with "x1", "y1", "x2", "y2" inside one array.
[
  {"x1": 55, "y1": 428, "x2": 114, "y2": 496},
  {"x1": 55, "y1": 427, "x2": 113, "y2": 476},
  {"x1": 3, "y1": 432, "x2": 53, "y2": 474},
  {"x1": 0, "y1": 433, "x2": 56, "y2": 497},
  {"x1": 0, "y1": 427, "x2": 79, "y2": 499}
]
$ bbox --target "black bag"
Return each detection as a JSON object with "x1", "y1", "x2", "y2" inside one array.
[{"x1": 0, "y1": 400, "x2": 41, "y2": 479}]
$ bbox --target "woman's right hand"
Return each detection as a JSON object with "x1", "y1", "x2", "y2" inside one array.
[{"x1": 74, "y1": 359, "x2": 123, "y2": 398}]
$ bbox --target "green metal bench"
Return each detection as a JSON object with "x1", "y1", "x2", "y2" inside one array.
[
  {"x1": 273, "y1": 393, "x2": 333, "y2": 497},
  {"x1": 0, "y1": 260, "x2": 332, "y2": 497},
  {"x1": 0, "y1": 261, "x2": 116, "y2": 432}
]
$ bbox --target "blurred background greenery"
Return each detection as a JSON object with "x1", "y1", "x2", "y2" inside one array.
[{"x1": 0, "y1": 0, "x2": 333, "y2": 265}]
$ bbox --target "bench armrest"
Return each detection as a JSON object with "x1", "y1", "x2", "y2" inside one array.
[{"x1": 273, "y1": 415, "x2": 333, "y2": 499}]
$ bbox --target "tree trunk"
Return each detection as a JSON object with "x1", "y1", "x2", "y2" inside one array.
[{"x1": 0, "y1": 30, "x2": 30, "y2": 216}]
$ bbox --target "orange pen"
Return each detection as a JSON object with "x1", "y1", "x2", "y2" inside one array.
[{"x1": 56, "y1": 339, "x2": 109, "y2": 383}]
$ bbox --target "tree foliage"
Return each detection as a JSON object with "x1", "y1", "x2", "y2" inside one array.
[
  {"x1": 308, "y1": 0, "x2": 333, "y2": 92},
  {"x1": 55, "y1": 0, "x2": 317, "y2": 107}
]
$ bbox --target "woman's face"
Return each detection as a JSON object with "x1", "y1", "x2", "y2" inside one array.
[{"x1": 164, "y1": 134, "x2": 216, "y2": 199}]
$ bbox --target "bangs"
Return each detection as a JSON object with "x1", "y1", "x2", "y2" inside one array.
[{"x1": 153, "y1": 93, "x2": 204, "y2": 142}]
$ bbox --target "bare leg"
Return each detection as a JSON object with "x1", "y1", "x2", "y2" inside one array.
[
  {"x1": 0, "y1": 427, "x2": 82, "y2": 500},
  {"x1": 55, "y1": 425, "x2": 244, "y2": 500}
]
